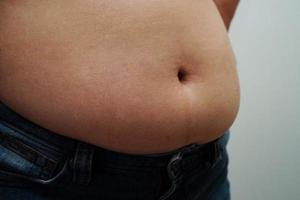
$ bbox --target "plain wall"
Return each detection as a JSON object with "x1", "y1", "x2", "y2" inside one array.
[{"x1": 228, "y1": 0, "x2": 300, "y2": 199}]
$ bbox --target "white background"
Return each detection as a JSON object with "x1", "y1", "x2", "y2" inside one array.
[{"x1": 228, "y1": 0, "x2": 300, "y2": 199}]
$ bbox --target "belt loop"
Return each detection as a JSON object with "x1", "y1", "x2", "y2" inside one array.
[
  {"x1": 71, "y1": 142, "x2": 95, "y2": 185},
  {"x1": 208, "y1": 138, "x2": 222, "y2": 167}
]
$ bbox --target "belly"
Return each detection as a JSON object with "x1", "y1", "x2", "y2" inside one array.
[{"x1": 0, "y1": 0, "x2": 240, "y2": 154}]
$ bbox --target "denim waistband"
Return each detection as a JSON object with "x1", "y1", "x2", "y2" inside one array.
[{"x1": 0, "y1": 101, "x2": 77, "y2": 155}]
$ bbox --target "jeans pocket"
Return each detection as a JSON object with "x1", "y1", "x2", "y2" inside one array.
[{"x1": 0, "y1": 120, "x2": 68, "y2": 186}]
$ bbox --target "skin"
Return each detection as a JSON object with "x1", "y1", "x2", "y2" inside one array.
[
  {"x1": 213, "y1": 0, "x2": 240, "y2": 30},
  {"x1": 0, "y1": 0, "x2": 240, "y2": 154}
]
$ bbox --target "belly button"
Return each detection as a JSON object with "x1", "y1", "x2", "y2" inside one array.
[{"x1": 177, "y1": 67, "x2": 188, "y2": 83}]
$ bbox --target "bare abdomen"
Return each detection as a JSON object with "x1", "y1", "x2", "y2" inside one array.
[{"x1": 0, "y1": 0, "x2": 240, "y2": 154}]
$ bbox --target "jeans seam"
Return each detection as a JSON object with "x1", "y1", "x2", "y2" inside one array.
[{"x1": 71, "y1": 142, "x2": 95, "y2": 185}]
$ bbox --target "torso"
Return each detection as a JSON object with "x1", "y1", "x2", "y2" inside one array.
[{"x1": 0, "y1": 0, "x2": 240, "y2": 154}]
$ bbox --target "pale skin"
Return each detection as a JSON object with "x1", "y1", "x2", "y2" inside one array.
[{"x1": 0, "y1": 0, "x2": 240, "y2": 154}]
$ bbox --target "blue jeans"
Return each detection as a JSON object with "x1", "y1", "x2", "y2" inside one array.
[{"x1": 0, "y1": 101, "x2": 230, "y2": 200}]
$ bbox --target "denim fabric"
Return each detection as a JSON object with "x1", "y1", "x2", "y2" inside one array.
[{"x1": 0, "y1": 101, "x2": 230, "y2": 200}]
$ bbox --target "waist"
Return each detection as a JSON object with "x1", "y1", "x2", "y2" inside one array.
[
  {"x1": 0, "y1": 69, "x2": 237, "y2": 154},
  {"x1": 0, "y1": 106, "x2": 229, "y2": 170},
  {"x1": 0, "y1": 110, "x2": 229, "y2": 189}
]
